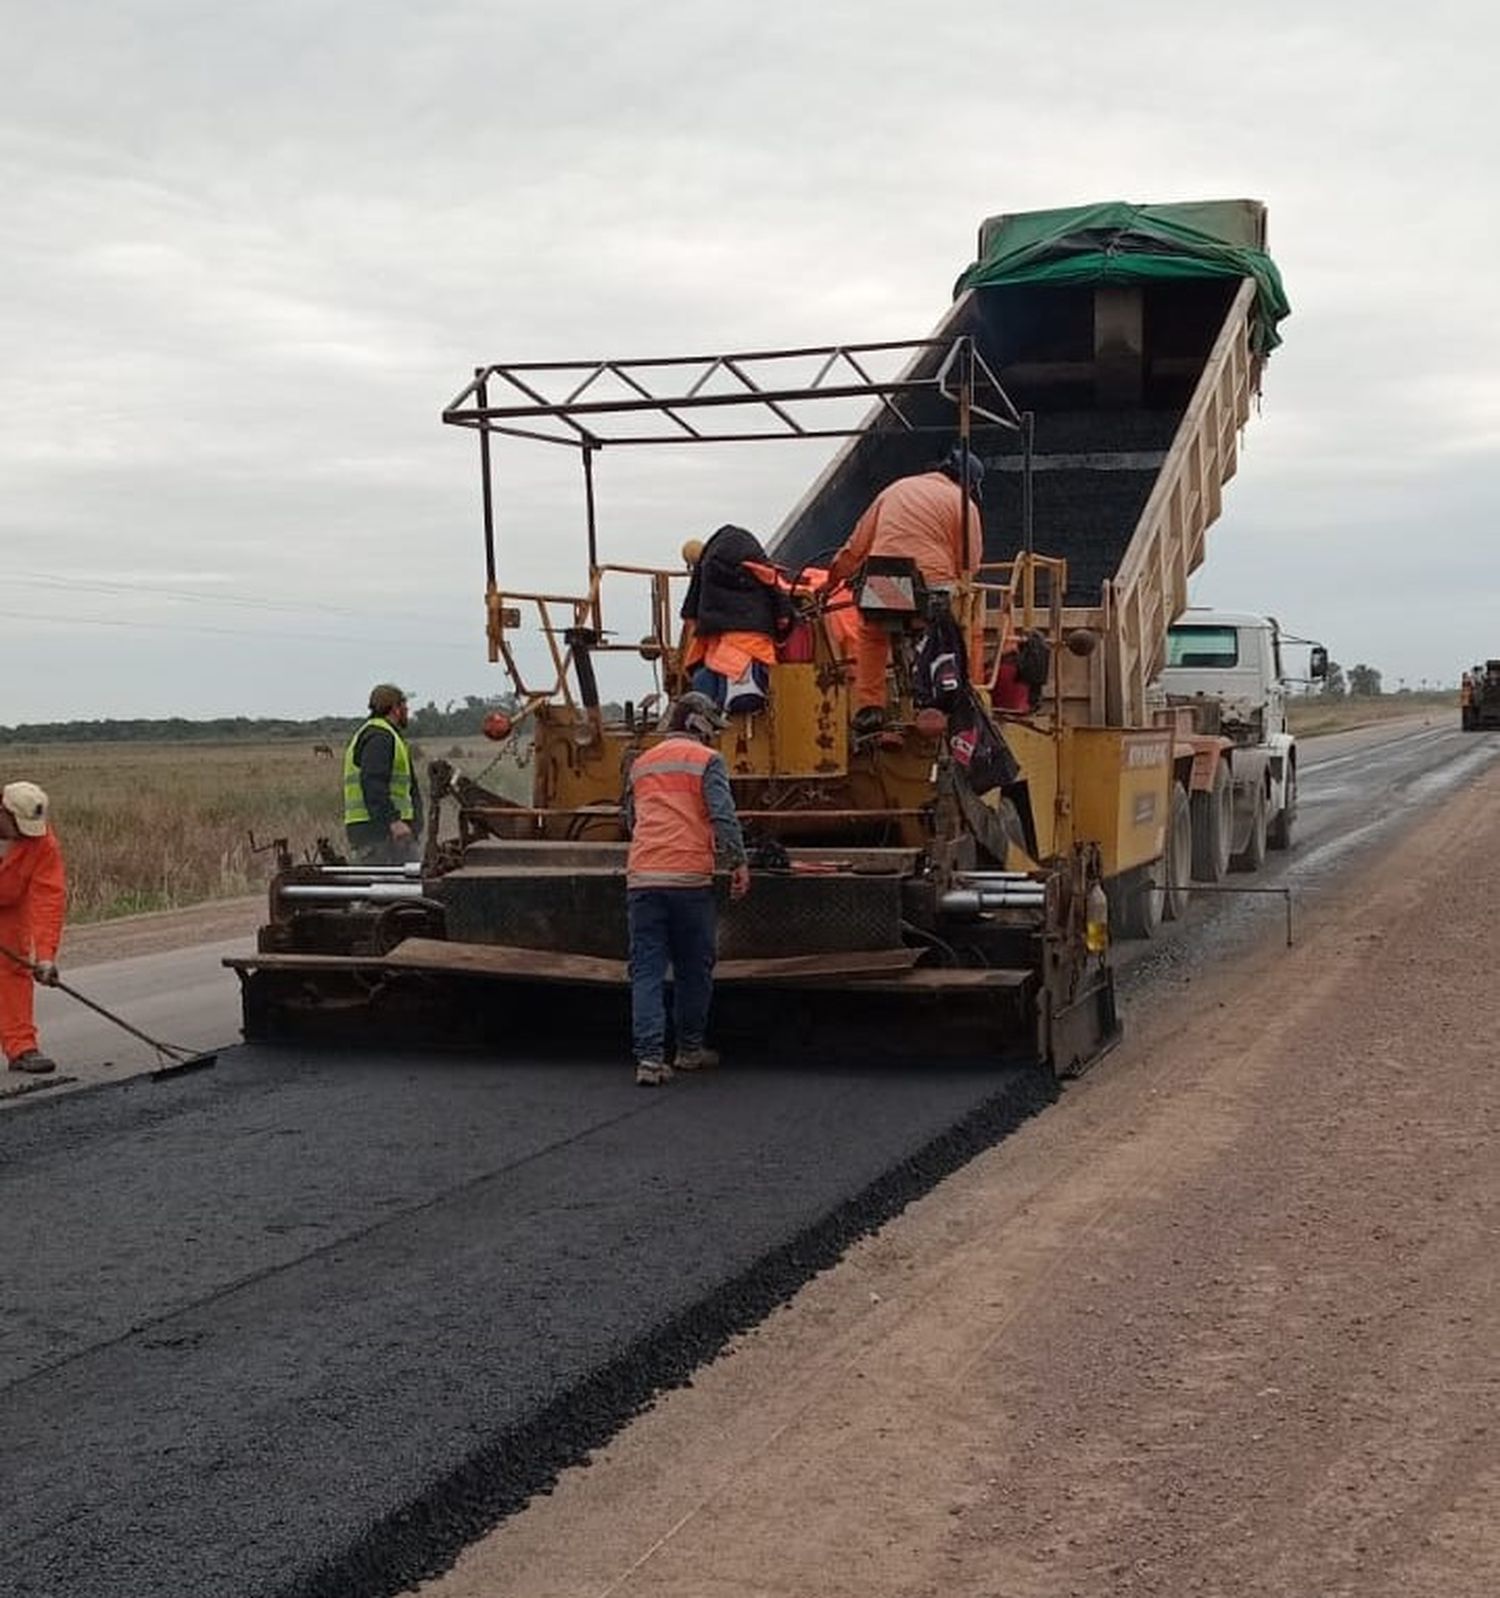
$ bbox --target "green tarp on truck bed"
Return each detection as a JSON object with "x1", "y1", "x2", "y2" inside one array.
[{"x1": 956, "y1": 199, "x2": 1290, "y2": 354}]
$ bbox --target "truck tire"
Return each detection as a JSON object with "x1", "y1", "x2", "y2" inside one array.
[
  {"x1": 1190, "y1": 761, "x2": 1233, "y2": 882},
  {"x1": 1267, "y1": 764, "x2": 1296, "y2": 851},
  {"x1": 1230, "y1": 782, "x2": 1268, "y2": 873},
  {"x1": 1163, "y1": 782, "x2": 1193, "y2": 921}
]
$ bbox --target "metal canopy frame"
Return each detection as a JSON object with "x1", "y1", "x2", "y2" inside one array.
[
  {"x1": 442, "y1": 336, "x2": 1024, "y2": 448},
  {"x1": 442, "y1": 335, "x2": 1036, "y2": 591}
]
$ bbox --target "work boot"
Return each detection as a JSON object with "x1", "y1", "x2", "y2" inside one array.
[
  {"x1": 7, "y1": 1051, "x2": 57, "y2": 1075},
  {"x1": 634, "y1": 1059, "x2": 673, "y2": 1087},
  {"x1": 674, "y1": 1045, "x2": 720, "y2": 1071}
]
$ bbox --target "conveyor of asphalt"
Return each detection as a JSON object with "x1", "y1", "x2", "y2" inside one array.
[{"x1": 0, "y1": 1046, "x2": 1050, "y2": 1598}]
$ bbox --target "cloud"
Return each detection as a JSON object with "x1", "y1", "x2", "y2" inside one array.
[{"x1": 0, "y1": 0, "x2": 1495, "y2": 717}]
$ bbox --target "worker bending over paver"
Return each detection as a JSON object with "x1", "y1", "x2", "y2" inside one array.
[
  {"x1": 0, "y1": 782, "x2": 66, "y2": 1075},
  {"x1": 679, "y1": 523, "x2": 794, "y2": 714},
  {"x1": 623, "y1": 693, "x2": 750, "y2": 1087},
  {"x1": 343, "y1": 683, "x2": 423, "y2": 864},
  {"x1": 827, "y1": 445, "x2": 986, "y2": 734}
]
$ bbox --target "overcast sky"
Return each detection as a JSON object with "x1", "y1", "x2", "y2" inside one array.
[{"x1": 3, "y1": 0, "x2": 1494, "y2": 722}]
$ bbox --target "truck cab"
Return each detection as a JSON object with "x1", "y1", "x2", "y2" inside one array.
[
  {"x1": 1160, "y1": 610, "x2": 1291, "y2": 748},
  {"x1": 1154, "y1": 608, "x2": 1306, "y2": 879}
]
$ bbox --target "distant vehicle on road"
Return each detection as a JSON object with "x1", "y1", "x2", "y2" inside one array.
[{"x1": 1460, "y1": 662, "x2": 1500, "y2": 731}]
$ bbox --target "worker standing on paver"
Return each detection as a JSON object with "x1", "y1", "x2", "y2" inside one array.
[
  {"x1": 827, "y1": 445, "x2": 986, "y2": 734},
  {"x1": 624, "y1": 693, "x2": 750, "y2": 1087},
  {"x1": 343, "y1": 684, "x2": 424, "y2": 864},
  {"x1": 0, "y1": 782, "x2": 66, "y2": 1075}
]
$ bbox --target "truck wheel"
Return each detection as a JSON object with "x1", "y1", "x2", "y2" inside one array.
[
  {"x1": 1111, "y1": 859, "x2": 1164, "y2": 940},
  {"x1": 1163, "y1": 782, "x2": 1193, "y2": 921},
  {"x1": 1230, "y1": 782, "x2": 1268, "y2": 873},
  {"x1": 1267, "y1": 765, "x2": 1296, "y2": 851},
  {"x1": 1190, "y1": 762, "x2": 1233, "y2": 882}
]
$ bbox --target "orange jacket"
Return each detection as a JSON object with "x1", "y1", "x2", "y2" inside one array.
[
  {"x1": 684, "y1": 628, "x2": 779, "y2": 678},
  {"x1": 831, "y1": 471, "x2": 983, "y2": 587},
  {"x1": 0, "y1": 829, "x2": 67, "y2": 960},
  {"x1": 626, "y1": 737, "x2": 718, "y2": 887}
]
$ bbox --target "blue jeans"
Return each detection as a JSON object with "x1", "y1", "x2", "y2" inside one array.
[{"x1": 627, "y1": 887, "x2": 717, "y2": 1063}]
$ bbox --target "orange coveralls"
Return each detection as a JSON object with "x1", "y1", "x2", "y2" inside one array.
[
  {"x1": 0, "y1": 829, "x2": 66, "y2": 1061},
  {"x1": 828, "y1": 471, "x2": 983, "y2": 709}
]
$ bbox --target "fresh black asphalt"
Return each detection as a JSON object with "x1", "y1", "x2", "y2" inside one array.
[{"x1": 0, "y1": 1045, "x2": 1051, "y2": 1598}]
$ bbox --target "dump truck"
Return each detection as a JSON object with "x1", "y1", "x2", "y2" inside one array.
[
  {"x1": 1461, "y1": 662, "x2": 1500, "y2": 730},
  {"x1": 1155, "y1": 609, "x2": 1327, "y2": 877},
  {"x1": 229, "y1": 198, "x2": 1289, "y2": 1074}
]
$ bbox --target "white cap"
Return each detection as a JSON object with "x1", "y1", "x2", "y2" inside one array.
[{"x1": 1, "y1": 781, "x2": 49, "y2": 837}]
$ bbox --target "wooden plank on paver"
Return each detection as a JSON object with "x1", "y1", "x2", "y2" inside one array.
[
  {"x1": 228, "y1": 942, "x2": 927, "y2": 987},
  {"x1": 386, "y1": 939, "x2": 921, "y2": 985}
]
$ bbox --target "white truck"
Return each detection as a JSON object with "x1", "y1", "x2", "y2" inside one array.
[{"x1": 1155, "y1": 608, "x2": 1327, "y2": 884}]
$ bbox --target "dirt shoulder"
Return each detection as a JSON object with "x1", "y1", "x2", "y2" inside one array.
[
  {"x1": 63, "y1": 896, "x2": 263, "y2": 970},
  {"x1": 426, "y1": 766, "x2": 1500, "y2": 1597}
]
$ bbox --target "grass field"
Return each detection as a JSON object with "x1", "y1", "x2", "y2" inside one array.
[
  {"x1": 1286, "y1": 692, "x2": 1454, "y2": 738},
  {"x1": 3, "y1": 738, "x2": 529, "y2": 924}
]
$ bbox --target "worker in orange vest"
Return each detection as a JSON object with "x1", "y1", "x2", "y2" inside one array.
[
  {"x1": 827, "y1": 445, "x2": 986, "y2": 733},
  {"x1": 0, "y1": 782, "x2": 66, "y2": 1074},
  {"x1": 623, "y1": 693, "x2": 750, "y2": 1087}
]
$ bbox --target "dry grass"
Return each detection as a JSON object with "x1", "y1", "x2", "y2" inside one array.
[
  {"x1": 1287, "y1": 692, "x2": 1454, "y2": 738},
  {"x1": 4, "y1": 737, "x2": 532, "y2": 924}
]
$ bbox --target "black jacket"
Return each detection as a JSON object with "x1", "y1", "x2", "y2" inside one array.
[{"x1": 680, "y1": 524, "x2": 792, "y2": 640}]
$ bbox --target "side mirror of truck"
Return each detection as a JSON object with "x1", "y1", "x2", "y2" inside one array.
[{"x1": 1309, "y1": 645, "x2": 1329, "y2": 680}]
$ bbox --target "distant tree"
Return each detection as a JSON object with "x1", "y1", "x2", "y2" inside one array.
[
  {"x1": 1347, "y1": 663, "x2": 1383, "y2": 698},
  {"x1": 0, "y1": 691, "x2": 525, "y2": 747},
  {"x1": 1322, "y1": 659, "x2": 1347, "y2": 698}
]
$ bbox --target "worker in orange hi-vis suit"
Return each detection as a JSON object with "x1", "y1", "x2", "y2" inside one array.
[
  {"x1": 826, "y1": 445, "x2": 986, "y2": 730},
  {"x1": 0, "y1": 781, "x2": 66, "y2": 1075}
]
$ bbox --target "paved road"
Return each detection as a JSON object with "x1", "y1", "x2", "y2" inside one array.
[
  {"x1": 26, "y1": 936, "x2": 251, "y2": 1089},
  {"x1": 2, "y1": 714, "x2": 1494, "y2": 1598}
]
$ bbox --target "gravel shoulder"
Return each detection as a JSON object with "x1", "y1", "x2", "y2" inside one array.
[
  {"x1": 62, "y1": 896, "x2": 264, "y2": 969},
  {"x1": 425, "y1": 760, "x2": 1500, "y2": 1598}
]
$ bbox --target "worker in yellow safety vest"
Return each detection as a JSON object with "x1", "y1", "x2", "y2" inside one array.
[{"x1": 343, "y1": 683, "x2": 423, "y2": 864}]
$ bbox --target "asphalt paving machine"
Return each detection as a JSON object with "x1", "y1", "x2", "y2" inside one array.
[
  {"x1": 230, "y1": 200, "x2": 1287, "y2": 1074},
  {"x1": 230, "y1": 339, "x2": 1126, "y2": 1072}
]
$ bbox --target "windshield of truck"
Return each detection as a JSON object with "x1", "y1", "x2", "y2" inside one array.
[{"x1": 1166, "y1": 626, "x2": 1239, "y2": 668}]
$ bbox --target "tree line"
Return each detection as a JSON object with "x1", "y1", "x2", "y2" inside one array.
[{"x1": 0, "y1": 694, "x2": 526, "y2": 747}]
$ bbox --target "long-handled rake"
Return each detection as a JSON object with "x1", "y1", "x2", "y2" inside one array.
[{"x1": 0, "y1": 942, "x2": 218, "y2": 1079}]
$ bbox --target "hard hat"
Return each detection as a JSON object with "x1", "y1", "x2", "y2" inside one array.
[
  {"x1": 1, "y1": 781, "x2": 49, "y2": 837},
  {"x1": 668, "y1": 691, "x2": 727, "y2": 742},
  {"x1": 368, "y1": 683, "x2": 408, "y2": 716},
  {"x1": 941, "y1": 443, "x2": 985, "y2": 496}
]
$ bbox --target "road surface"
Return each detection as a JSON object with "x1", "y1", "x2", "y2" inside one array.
[{"x1": 2, "y1": 713, "x2": 1494, "y2": 1598}]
